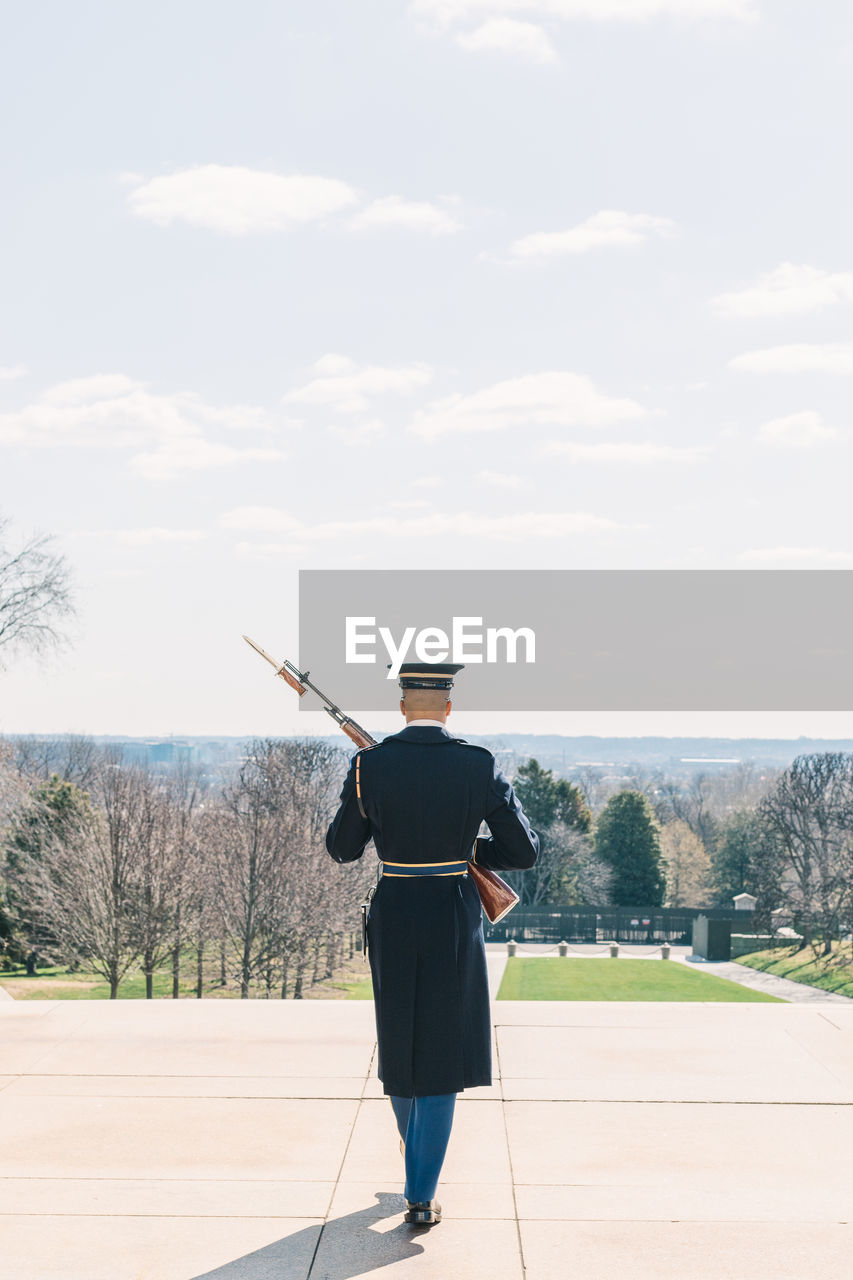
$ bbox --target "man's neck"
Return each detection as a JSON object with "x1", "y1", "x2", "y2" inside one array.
[{"x1": 403, "y1": 718, "x2": 448, "y2": 728}]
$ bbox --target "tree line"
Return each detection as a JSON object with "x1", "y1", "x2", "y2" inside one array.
[
  {"x1": 2, "y1": 738, "x2": 852, "y2": 995},
  {"x1": 506, "y1": 750, "x2": 853, "y2": 955},
  {"x1": 1, "y1": 737, "x2": 374, "y2": 998}
]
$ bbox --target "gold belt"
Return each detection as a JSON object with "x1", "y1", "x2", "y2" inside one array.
[{"x1": 381, "y1": 860, "x2": 469, "y2": 877}]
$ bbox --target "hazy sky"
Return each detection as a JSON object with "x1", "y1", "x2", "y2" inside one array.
[{"x1": 2, "y1": 0, "x2": 853, "y2": 741}]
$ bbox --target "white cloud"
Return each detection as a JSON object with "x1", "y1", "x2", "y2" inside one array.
[
  {"x1": 739, "y1": 546, "x2": 853, "y2": 563},
  {"x1": 74, "y1": 527, "x2": 209, "y2": 547},
  {"x1": 224, "y1": 505, "x2": 636, "y2": 545},
  {"x1": 477, "y1": 469, "x2": 528, "y2": 487},
  {"x1": 220, "y1": 507, "x2": 302, "y2": 534},
  {"x1": 730, "y1": 342, "x2": 853, "y2": 374},
  {"x1": 284, "y1": 357, "x2": 432, "y2": 414},
  {"x1": 40, "y1": 374, "x2": 142, "y2": 407},
  {"x1": 541, "y1": 440, "x2": 711, "y2": 462},
  {"x1": 0, "y1": 364, "x2": 27, "y2": 381},
  {"x1": 311, "y1": 354, "x2": 359, "y2": 376},
  {"x1": 328, "y1": 418, "x2": 386, "y2": 444},
  {"x1": 127, "y1": 164, "x2": 358, "y2": 235},
  {"x1": 128, "y1": 167, "x2": 463, "y2": 241},
  {"x1": 0, "y1": 374, "x2": 284, "y2": 478},
  {"x1": 409, "y1": 371, "x2": 647, "y2": 438},
  {"x1": 456, "y1": 18, "x2": 557, "y2": 62},
  {"x1": 712, "y1": 263, "x2": 853, "y2": 319},
  {"x1": 117, "y1": 528, "x2": 208, "y2": 546},
  {"x1": 350, "y1": 195, "x2": 461, "y2": 236},
  {"x1": 411, "y1": 0, "x2": 756, "y2": 28},
  {"x1": 0, "y1": 376, "x2": 178, "y2": 448},
  {"x1": 166, "y1": 393, "x2": 276, "y2": 433},
  {"x1": 509, "y1": 210, "x2": 676, "y2": 259},
  {"x1": 756, "y1": 411, "x2": 844, "y2": 448},
  {"x1": 131, "y1": 437, "x2": 284, "y2": 481}
]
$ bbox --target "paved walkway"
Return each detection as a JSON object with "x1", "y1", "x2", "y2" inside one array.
[
  {"x1": 678, "y1": 955, "x2": 853, "y2": 1003},
  {"x1": 2, "y1": 994, "x2": 852, "y2": 1279}
]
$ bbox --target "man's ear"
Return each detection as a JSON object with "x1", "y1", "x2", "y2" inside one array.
[
  {"x1": 399, "y1": 697, "x2": 406, "y2": 717},
  {"x1": 446, "y1": 698, "x2": 452, "y2": 717}
]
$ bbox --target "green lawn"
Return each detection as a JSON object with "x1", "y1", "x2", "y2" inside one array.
[
  {"x1": 0, "y1": 965, "x2": 164, "y2": 1001},
  {"x1": 735, "y1": 940, "x2": 853, "y2": 999},
  {"x1": 335, "y1": 976, "x2": 374, "y2": 999},
  {"x1": 0, "y1": 954, "x2": 374, "y2": 1001},
  {"x1": 496, "y1": 957, "x2": 784, "y2": 1001}
]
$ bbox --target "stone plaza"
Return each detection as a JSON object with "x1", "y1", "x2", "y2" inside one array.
[{"x1": 1, "y1": 946, "x2": 851, "y2": 1279}]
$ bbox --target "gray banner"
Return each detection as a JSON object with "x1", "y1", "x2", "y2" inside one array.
[{"x1": 297, "y1": 570, "x2": 853, "y2": 712}]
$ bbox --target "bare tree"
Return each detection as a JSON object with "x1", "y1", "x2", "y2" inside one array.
[
  {"x1": 0, "y1": 742, "x2": 30, "y2": 965},
  {"x1": 10, "y1": 734, "x2": 99, "y2": 789},
  {"x1": 166, "y1": 762, "x2": 204, "y2": 998},
  {"x1": 554, "y1": 824, "x2": 613, "y2": 906},
  {"x1": 570, "y1": 766, "x2": 612, "y2": 813},
  {"x1": 210, "y1": 742, "x2": 289, "y2": 998},
  {"x1": 9, "y1": 762, "x2": 144, "y2": 996},
  {"x1": 266, "y1": 738, "x2": 370, "y2": 997},
  {"x1": 205, "y1": 738, "x2": 373, "y2": 999},
  {"x1": 0, "y1": 516, "x2": 75, "y2": 664},
  {"x1": 0, "y1": 740, "x2": 28, "y2": 828},
  {"x1": 572, "y1": 763, "x2": 665, "y2": 816},
  {"x1": 123, "y1": 770, "x2": 183, "y2": 999},
  {"x1": 655, "y1": 771, "x2": 721, "y2": 854},
  {"x1": 190, "y1": 804, "x2": 231, "y2": 997},
  {"x1": 759, "y1": 752, "x2": 853, "y2": 955},
  {"x1": 717, "y1": 760, "x2": 778, "y2": 813},
  {"x1": 659, "y1": 819, "x2": 712, "y2": 908}
]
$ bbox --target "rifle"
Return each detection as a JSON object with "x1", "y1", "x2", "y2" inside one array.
[
  {"x1": 242, "y1": 635, "x2": 374, "y2": 750},
  {"x1": 242, "y1": 635, "x2": 519, "y2": 927}
]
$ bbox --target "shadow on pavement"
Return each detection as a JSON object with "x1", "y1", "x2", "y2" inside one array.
[{"x1": 191, "y1": 1191, "x2": 427, "y2": 1280}]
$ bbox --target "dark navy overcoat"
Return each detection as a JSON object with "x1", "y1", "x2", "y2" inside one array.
[{"x1": 325, "y1": 724, "x2": 539, "y2": 1097}]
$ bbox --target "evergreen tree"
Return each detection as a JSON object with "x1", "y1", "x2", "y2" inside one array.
[
  {"x1": 4, "y1": 775, "x2": 91, "y2": 971},
  {"x1": 505, "y1": 759, "x2": 595, "y2": 904},
  {"x1": 0, "y1": 889, "x2": 20, "y2": 967},
  {"x1": 7, "y1": 775, "x2": 89, "y2": 863},
  {"x1": 594, "y1": 790, "x2": 665, "y2": 906},
  {"x1": 711, "y1": 808, "x2": 773, "y2": 901},
  {"x1": 515, "y1": 759, "x2": 592, "y2": 833},
  {"x1": 710, "y1": 807, "x2": 788, "y2": 929}
]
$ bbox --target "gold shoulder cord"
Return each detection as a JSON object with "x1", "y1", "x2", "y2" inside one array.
[{"x1": 355, "y1": 753, "x2": 367, "y2": 820}]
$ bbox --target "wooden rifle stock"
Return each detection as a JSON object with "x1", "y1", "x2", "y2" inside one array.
[
  {"x1": 340, "y1": 718, "x2": 375, "y2": 751},
  {"x1": 278, "y1": 667, "x2": 307, "y2": 697},
  {"x1": 467, "y1": 848, "x2": 520, "y2": 925}
]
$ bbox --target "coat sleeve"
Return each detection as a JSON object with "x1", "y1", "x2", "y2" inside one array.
[
  {"x1": 325, "y1": 753, "x2": 372, "y2": 863},
  {"x1": 473, "y1": 758, "x2": 540, "y2": 871}
]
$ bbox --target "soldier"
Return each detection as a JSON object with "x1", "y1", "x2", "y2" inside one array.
[{"x1": 325, "y1": 661, "x2": 539, "y2": 1227}]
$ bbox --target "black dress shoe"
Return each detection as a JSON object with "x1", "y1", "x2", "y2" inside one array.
[{"x1": 404, "y1": 1199, "x2": 442, "y2": 1226}]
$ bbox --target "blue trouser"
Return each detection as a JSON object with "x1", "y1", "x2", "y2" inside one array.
[{"x1": 388, "y1": 1092, "x2": 457, "y2": 1204}]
